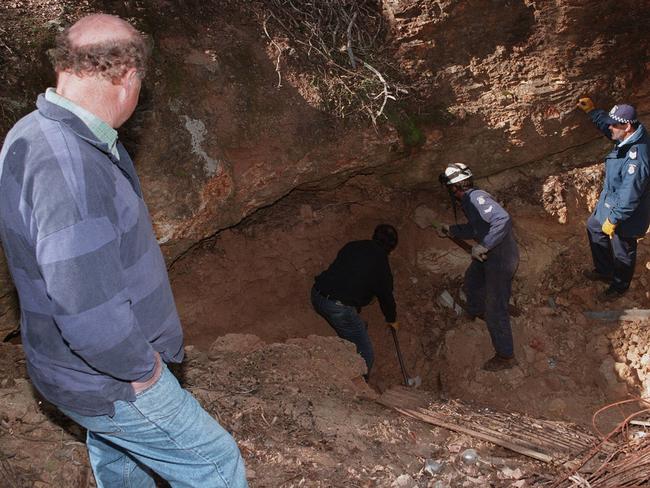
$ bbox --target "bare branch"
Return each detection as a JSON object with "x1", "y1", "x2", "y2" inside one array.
[
  {"x1": 346, "y1": 11, "x2": 358, "y2": 69},
  {"x1": 355, "y1": 56, "x2": 390, "y2": 122},
  {"x1": 259, "y1": 0, "x2": 407, "y2": 122},
  {"x1": 262, "y1": 17, "x2": 284, "y2": 88}
]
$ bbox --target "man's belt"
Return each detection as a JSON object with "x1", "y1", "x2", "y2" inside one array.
[{"x1": 315, "y1": 288, "x2": 349, "y2": 307}]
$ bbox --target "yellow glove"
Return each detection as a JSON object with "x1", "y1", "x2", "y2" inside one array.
[
  {"x1": 602, "y1": 218, "x2": 617, "y2": 237},
  {"x1": 388, "y1": 321, "x2": 400, "y2": 331},
  {"x1": 577, "y1": 97, "x2": 595, "y2": 113}
]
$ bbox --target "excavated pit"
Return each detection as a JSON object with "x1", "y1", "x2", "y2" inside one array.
[
  {"x1": 169, "y1": 166, "x2": 650, "y2": 429},
  {"x1": 6, "y1": 165, "x2": 650, "y2": 487}
]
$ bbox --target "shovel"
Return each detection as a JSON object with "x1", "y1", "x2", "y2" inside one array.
[{"x1": 390, "y1": 327, "x2": 421, "y2": 388}]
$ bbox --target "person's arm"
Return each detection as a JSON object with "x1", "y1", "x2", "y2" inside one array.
[
  {"x1": 589, "y1": 109, "x2": 614, "y2": 140},
  {"x1": 448, "y1": 223, "x2": 474, "y2": 240},
  {"x1": 33, "y1": 158, "x2": 157, "y2": 383},
  {"x1": 577, "y1": 98, "x2": 613, "y2": 140},
  {"x1": 608, "y1": 147, "x2": 650, "y2": 225},
  {"x1": 374, "y1": 255, "x2": 396, "y2": 323},
  {"x1": 474, "y1": 192, "x2": 512, "y2": 249}
]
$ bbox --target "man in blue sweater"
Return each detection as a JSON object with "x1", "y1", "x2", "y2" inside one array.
[
  {"x1": 438, "y1": 164, "x2": 519, "y2": 371},
  {"x1": 0, "y1": 14, "x2": 247, "y2": 487},
  {"x1": 577, "y1": 98, "x2": 650, "y2": 301}
]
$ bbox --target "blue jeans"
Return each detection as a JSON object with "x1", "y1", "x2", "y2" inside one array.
[
  {"x1": 310, "y1": 286, "x2": 373, "y2": 376},
  {"x1": 60, "y1": 365, "x2": 248, "y2": 488},
  {"x1": 587, "y1": 214, "x2": 637, "y2": 291}
]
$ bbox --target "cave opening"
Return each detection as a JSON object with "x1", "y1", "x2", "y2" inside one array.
[{"x1": 168, "y1": 169, "x2": 650, "y2": 431}]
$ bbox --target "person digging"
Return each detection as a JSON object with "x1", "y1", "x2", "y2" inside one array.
[
  {"x1": 311, "y1": 224, "x2": 399, "y2": 382},
  {"x1": 437, "y1": 164, "x2": 520, "y2": 372}
]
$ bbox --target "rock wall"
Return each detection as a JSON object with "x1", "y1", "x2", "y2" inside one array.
[
  {"x1": 0, "y1": 0, "x2": 649, "y2": 334},
  {"x1": 382, "y1": 0, "x2": 650, "y2": 185}
]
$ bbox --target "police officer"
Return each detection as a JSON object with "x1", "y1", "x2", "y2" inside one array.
[
  {"x1": 438, "y1": 164, "x2": 519, "y2": 371},
  {"x1": 577, "y1": 99, "x2": 650, "y2": 300}
]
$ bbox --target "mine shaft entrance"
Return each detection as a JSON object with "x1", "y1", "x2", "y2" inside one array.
[{"x1": 170, "y1": 173, "x2": 649, "y2": 430}]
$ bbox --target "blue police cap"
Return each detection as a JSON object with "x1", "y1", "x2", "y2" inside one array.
[{"x1": 603, "y1": 104, "x2": 637, "y2": 125}]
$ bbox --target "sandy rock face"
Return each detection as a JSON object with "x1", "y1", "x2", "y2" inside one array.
[
  {"x1": 0, "y1": 1, "x2": 649, "y2": 333},
  {"x1": 1, "y1": 1, "x2": 649, "y2": 244},
  {"x1": 610, "y1": 322, "x2": 650, "y2": 398},
  {"x1": 0, "y1": 246, "x2": 19, "y2": 338},
  {"x1": 382, "y1": 0, "x2": 649, "y2": 185}
]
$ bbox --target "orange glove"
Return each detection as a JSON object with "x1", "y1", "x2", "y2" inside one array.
[
  {"x1": 577, "y1": 97, "x2": 595, "y2": 113},
  {"x1": 602, "y1": 218, "x2": 617, "y2": 237}
]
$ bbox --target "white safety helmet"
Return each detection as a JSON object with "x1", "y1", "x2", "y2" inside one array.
[{"x1": 439, "y1": 163, "x2": 473, "y2": 185}]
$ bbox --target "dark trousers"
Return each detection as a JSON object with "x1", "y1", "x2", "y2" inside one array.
[
  {"x1": 463, "y1": 238, "x2": 519, "y2": 358},
  {"x1": 586, "y1": 214, "x2": 637, "y2": 292},
  {"x1": 310, "y1": 286, "x2": 373, "y2": 376}
]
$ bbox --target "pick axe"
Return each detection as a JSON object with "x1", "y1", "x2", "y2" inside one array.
[{"x1": 390, "y1": 327, "x2": 421, "y2": 388}]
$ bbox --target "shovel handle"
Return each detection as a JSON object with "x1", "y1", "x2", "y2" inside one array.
[
  {"x1": 431, "y1": 221, "x2": 473, "y2": 254},
  {"x1": 390, "y1": 327, "x2": 410, "y2": 386}
]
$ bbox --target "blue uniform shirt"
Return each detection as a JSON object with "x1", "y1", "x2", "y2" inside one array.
[
  {"x1": 449, "y1": 189, "x2": 513, "y2": 250},
  {"x1": 590, "y1": 109, "x2": 650, "y2": 237}
]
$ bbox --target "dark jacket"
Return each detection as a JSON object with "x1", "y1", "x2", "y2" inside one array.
[
  {"x1": 589, "y1": 109, "x2": 650, "y2": 237},
  {"x1": 0, "y1": 95, "x2": 184, "y2": 416},
  {"x1": 314, "y1": 240, "x2": 396, "y2": 322}
]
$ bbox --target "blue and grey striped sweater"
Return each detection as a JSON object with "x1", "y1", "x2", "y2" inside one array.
[{"x1": 0, "y1": 95, "x2": 184, "y2": 416}]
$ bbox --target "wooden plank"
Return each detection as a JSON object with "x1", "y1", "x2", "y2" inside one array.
[
  {"x1": 584, "y1": 309, "x2": 650, "y2": 322},
  {"x1": 377, "y1": 385, "x2": 434, "y2": 410},
  {"x1": 470, "y1": 412, "x2": 594, "y2": 451},
  {"x1": 394, "y1": 406, "x2": 554, "y2": 463},
  {"x1": 379, "y1": 387, "x2": 599, "y2": 464},
  {"x1": 630, "y1": 420, "x2": 650, "y2": 427}
]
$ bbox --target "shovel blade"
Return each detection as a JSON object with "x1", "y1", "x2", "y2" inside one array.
[{"x1": 406, "y1": 376, "x2": 422, "y2": 388}]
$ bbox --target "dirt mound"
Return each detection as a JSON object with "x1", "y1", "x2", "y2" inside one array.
[
  {"x1": 4, "y1": 324, "x2": 646, "y2": 486},
  {"x1": 610, "y1": 320, "x2": 650, "y2": 399},
  {"x1": 1, "y1": 335, "x2": 571, "y2": 487}
]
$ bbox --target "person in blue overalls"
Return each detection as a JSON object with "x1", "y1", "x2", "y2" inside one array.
[
  {"x1": 577, "y1": 99, "x2": 650, "y2": 301},
  {"x1": 437, "y1": 163, "x2": 519, "y2": 371}
]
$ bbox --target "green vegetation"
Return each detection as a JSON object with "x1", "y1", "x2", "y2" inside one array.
[{"x1": 386, "y1": 109, "x2": 425, "y2": 149}]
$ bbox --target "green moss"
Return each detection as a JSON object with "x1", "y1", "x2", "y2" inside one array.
[
  {"x1": 387, "y1": 105, "x2": 458, "y2": 149},
  {"x1": 387, "y1": 110, "x2": 425, "y2": 148}
]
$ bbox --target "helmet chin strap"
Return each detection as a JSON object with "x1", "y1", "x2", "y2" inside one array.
[
  {"x1": 440, "y1": 164, "x2": 473, "y2": 225},
  {"x1": 446, "y1": 185, "x2": 459, "y2": 224}
]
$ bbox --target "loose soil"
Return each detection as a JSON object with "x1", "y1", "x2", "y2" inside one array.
[{"x1": 3, "y1": 169, "x2": 650, "y2": 487}]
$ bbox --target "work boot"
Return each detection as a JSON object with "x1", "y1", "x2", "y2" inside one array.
[
  {"x1": 598, "y1": 286, "x2": 626, "y2": 302},
  {"x1": 583, "y1": 269, "x2": 612, "y2": 283},
  {"x1": 458, "y1": 306, "x2": 484, "y2": 321},
  {"x1": 482, "y1": 354, "x2": 518, "y2": 372},
  {"x1": 460, "y1": 311, "x2": 484, "y2": 321}
]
